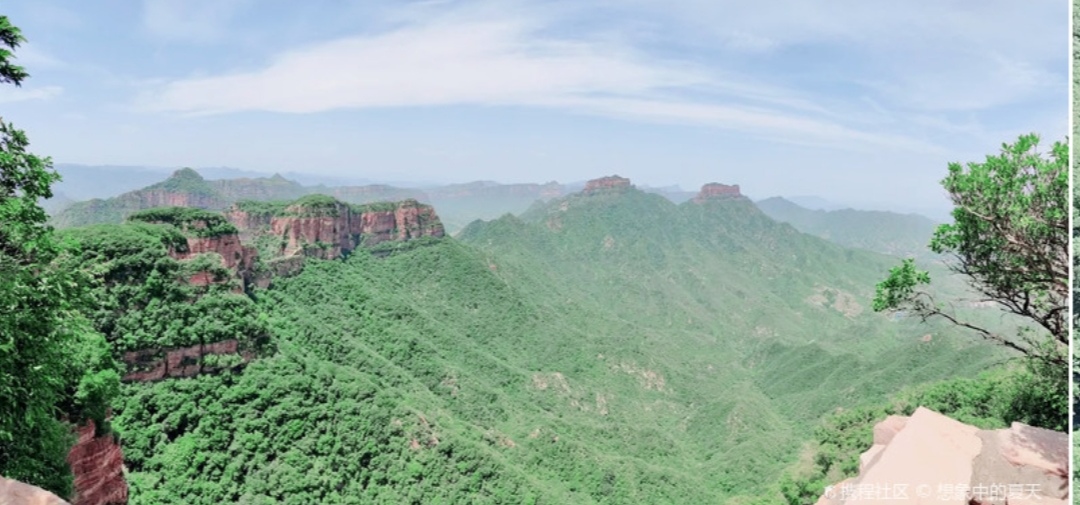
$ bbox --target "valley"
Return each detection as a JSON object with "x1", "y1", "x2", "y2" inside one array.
[{"x1": 35, "y1": 170, "x2": 1048, "y2": 504}]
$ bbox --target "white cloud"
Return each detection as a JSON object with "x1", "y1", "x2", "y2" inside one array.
[
  {"x1": 131, "y1": 0, "x2": 1061, "y2": 154},
  {"x1": 0, "y1": 85, "x2": 62, "y2": 104},
  {"x1": 16, "y1": 44, "x2": 64, "y2": 70},
  {"x1": 139, "y1": 18, "x2": 701, "y2": 113},
  {"x1": 606, "y1": 0, "x2": 1064, "y2": 112},
  {"x1": 135, "y1": 6, "x2": 952, "y2": 153}
]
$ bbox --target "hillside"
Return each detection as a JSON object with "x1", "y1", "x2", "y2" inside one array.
[
  {"x1": 454, "y1": 177, "x2": 1017, "y2": 500},
  {"x1": 755, "y1": 197, "x2": 939, "y2": 259},
  {"x1": 36, "y1": 177, "x2": 1040, "y2": 504}
]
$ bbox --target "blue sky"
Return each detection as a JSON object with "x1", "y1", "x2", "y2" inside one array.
[{"x1": 0, "y1": 0, "x2": 1067, "y2": 214}]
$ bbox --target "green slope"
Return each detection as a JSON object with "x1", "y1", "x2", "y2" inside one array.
[
  {"x1": 755, "y1": 196, "x2": 939, "y2": 259},
  {"x1": 63, "y1": 185, "x2": 1022, "y2": 504}
]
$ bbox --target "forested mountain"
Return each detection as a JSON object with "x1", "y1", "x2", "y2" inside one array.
[
  {"x1": 11, "y1": 165, "x2": 1053, "y2": 505},
  {"x1": 755, "y1": 197, "x2": 940, "y2": 259},
  {"x1": 58, "y1": 171, "x2": 1034, "y2": 503}
]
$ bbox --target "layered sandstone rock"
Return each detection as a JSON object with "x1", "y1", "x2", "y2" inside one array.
[
  {"x1": 228, "y1": 198, "x2": 445, "y2": 262},
  {"x1": 693, "y1": 182, "x2": 742, "y2": 201},
  {"x1": 134, "y1": 212, "x2": 258, "y2": 289},
  {"x1": 0, "y1": 476, "x2": 70, "y2": 505},
  {"x1": 583, "y1": 176, "x2": 632, "y2": 194},
  {"x1": 67, "y1": 420, "x2": 127, "y2": 505},
  {"x1": 171, "y1": 232, "x2": 257, "y2": 272},
  {"x1": 816, "y1": 408, "x2": 1067, "y2": 505},
  {"x1": 122, "y1": 339, "x2": 256, "y2": 382}
]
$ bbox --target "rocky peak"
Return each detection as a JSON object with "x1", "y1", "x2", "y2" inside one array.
[
  {"x1": 815, "y1": 407, "x2": 1067, "y2": 505},
  {"x1": 583, "y1": 175, "x2": 632, "y2": 194},
  {"x1": 693, "y1": 183, "x2": 742, "y2": 202}
]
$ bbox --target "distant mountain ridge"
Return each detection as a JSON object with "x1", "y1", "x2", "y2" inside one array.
[
  {"x1": 50, "y1": 167, "x2": 724, "y2": 234},
  {"x1": 755, "y1": 196, "x2": 940, "y2": 259}
]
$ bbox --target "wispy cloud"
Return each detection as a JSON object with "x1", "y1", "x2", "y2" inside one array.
[
  {"x1": 0, "y1": 85, "x2": 62, "y2": 104},
  {"x1": 134, "y1": 3, "x2": 956, "y2": 153},
  {"x1": 16, "y1": 43, "x2": 65, "y2": 70}
]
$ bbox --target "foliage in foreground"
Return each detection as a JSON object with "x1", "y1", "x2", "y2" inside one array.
[
  {"x1": 0, "y1": 15, "x2": 121, "y2": 496},
  {"x1": 874, "y1": 134, "x2": 1068, "y2": 364}
]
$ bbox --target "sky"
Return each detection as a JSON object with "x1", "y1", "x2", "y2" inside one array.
[{"x1": 0, "y1": 0, "x2": 1067, "y2": 215}]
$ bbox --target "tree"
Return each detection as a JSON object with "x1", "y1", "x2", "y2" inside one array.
[
  {"x1": 0, "y1": 15, "x2": 120, "y2": 496},
  {"x1": 873, "y1": 133, "x2": 1068, "y2": 366}
]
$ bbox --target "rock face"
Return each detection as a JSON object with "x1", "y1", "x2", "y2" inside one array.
[
  {"x1": 583, "y1": 176, "x2": 632, "y2": 194},
  {"x1": 122, "y1": 339, "x2": 256, "y2": 382},
  {"x1": 172, "y1": 233, "x2": 257, "y2": 272},
  {"x1": 133, "y1": 211, "x2": 258, "y2": 289},
  {"x1": 67, "y1": 420, "x2": 127, "y2": 505},
  {"x1": 0, "y1": 476, "x2": 71, "y2": 505},
  {"x1": 816, "y1": 407, "x2": 1067, "y2": 505},
  {"x1": 693, "y1": 183, "x2": 741, "y2": 202},
  {"x1": 228, "y1": 198, "x2": 445, "y2": 261}
]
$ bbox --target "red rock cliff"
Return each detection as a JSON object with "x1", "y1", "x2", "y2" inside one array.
[
  {"x1": 228, "y1": 198, "x2": 445, "y2": 261},
  {"x1": 136, "y1": 214, "x2": 258, "y2": 289},
  {"x1": 67, "y1": 420, "x2": 127, "y2": 505},
  {"x1": 693, "y1": 183, "x2": 742, "y2": 202},
  {"x1": 583, "y1": 175, "x2": 632, "y2": 194}
]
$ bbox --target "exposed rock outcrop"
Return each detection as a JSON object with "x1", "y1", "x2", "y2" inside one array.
[
  {"x1": 227, "y1": 197, "x2": 445, "y2": 262},
  {"x1": 173, "y1": 233, "x2": 258, "y2": 273},
  {"x1": 693, "y1": 182, "x2": 742, "y2": 202},
  {"x1": 122, "y1": 339, "x2": 256, "y2": 382},
  {"x1": 816, "y1": 407, "x2": 1067, "y2": 505},
  {"x1": 129, "y1": 208, "x2": 258, "y2": 289},
  {"x1": 0, "y1": 476, "x2": 70, "y2": 505},
  {"x1": 583, "y1": 175, "x2": 632, "y2": 194},
  {"x1": 67, "y1": 420, "x2": 127, "y2": 505}
]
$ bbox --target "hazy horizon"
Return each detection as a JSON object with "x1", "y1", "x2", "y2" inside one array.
[{"x1": 7, "y1": 0, "x2": 1067, "y2": 218}]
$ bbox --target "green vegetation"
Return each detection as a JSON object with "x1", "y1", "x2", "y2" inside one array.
[
  {"x1": 128, "y1": 207, "x2": 239, "y2": 238},
  {"x1": 284, "y1": 194, "x2": 344, "y2": 216},
  {"x1": 233, "y1": 199, "x2": 290, "y2": 216},
  {"x1": 235, "y1": 195, "x2": 399, "y2": 217},
  {"x1": 33, "y1": 179, "x2": 1016, "y2": 504},
  {"x1": 147, "y1": 168, "x2": 219, "y2": 198},
  {"x1": 353, "y1": 200, "x2": 406, "y2": 213},
  {"x1": 0, "y1": 18, "x2": 121, "y2": 496},
  {"x1": 56, "y1": 223, "x2": 268, "y2": 354},
  {"x1": 0, "y1": 20, "x2": 1062, "y2": 501},
  {"x1": 874, "y1": 134, "x2": 1067, "y2": 364},
  {"x1": 52, "y1": 168, "x2": 226, "y2": 228},
  {"x1": 755, "y1": 197, "x2": 939, "y2": 259}
]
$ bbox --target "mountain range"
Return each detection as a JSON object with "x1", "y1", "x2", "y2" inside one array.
[{"x1": 38, "y1": 171, "x2": 1032, "y2": 504}]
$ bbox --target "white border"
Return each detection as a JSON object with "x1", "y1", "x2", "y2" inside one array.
[{"x1": 1069, "y1": 0, "x2": 1075, "y2": 500}]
